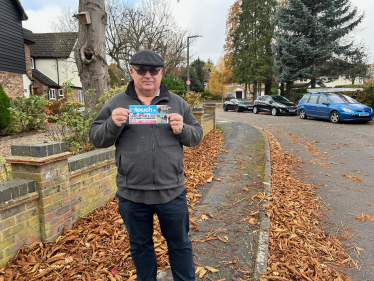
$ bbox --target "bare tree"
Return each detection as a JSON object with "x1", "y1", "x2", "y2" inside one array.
[
  {"x1": 74, "y1": 0, "x2": 109, "y2": 111},
  {"x1": 106, "y1": 0, "x2": 189, "y2": 82}
]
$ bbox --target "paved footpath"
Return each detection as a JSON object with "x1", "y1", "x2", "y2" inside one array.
[{"x1": 158, "y1": 121, "x2": 271, "y2": 280}]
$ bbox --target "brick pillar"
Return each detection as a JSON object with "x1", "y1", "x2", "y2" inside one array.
[
  {"x1": 204, "y1": 103, "x2": 216, "y2": 130},
  {"x1": 192, "y1": 107, "x2": 204, "y2": 124},
  {"x1": 6, "y1": 141, "x2": 72, "y2": 242}
]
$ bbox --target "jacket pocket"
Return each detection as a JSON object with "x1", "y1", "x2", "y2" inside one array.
[
  {"x1": 117, "y1": 154, "x2": 125, "y2": 175},
  {"x1": 116, "y1": 173, "x2": 127, "y2": 187}
]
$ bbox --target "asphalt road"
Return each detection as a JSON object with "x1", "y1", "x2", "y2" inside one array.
[{"x1": 217, "y1": 108, "x2": 374, "y2": 281}]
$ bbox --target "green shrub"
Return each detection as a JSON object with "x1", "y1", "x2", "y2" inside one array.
[
  {"x1": 45, "y1": 85, "x2": 127, "y2": 155},
  {"x1": 60, "y1": 101, "x2": 84, "y2": 113},
  {"x1": 46, "y1": 108, "x2": 95, "y2": 155},
  {"x1": 8, "y1": 94, "x2": 51, "y2": 134},
  {"x1": 0, "y1": 84, "x2": 11, "y2": 131},
  {"x1": 270, "y1": 88, "x2": 278, "y2": 95},
  {"x1": 201, "y1": 89, "x2": 212, "y2": 100},
  {"x1": 95, "y1": 85, "x2": 127, "y2": 114},
  {"x1": 162, "y1": 76, "x2": 185, "y2": 91},
  {"x1": 290, "y1": 88, "x2": 308, "y2": 103},
  {"x1": 337, "y1": 83, "x2": 374, "y2": 108}
]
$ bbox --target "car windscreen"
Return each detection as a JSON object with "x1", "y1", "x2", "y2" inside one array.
[
  {"x1": 327, "y1": 94, "x2": 360, "y2": 104},
  {"x1": 272, "y1": 96, "x2": 290, "y2": 103},
  {"x1": 236, "y1": 99, "x2": 250, "y2": 103}
]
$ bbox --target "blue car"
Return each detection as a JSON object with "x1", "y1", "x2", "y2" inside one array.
[{"x1": 297, "y1": 89, "x2": 373, "y2": 123}]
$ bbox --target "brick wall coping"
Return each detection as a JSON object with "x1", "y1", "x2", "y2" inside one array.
[
  {"x1": 68, "y1": 147, "x2": 115, "y2": 172},
  {"x1": 6, "y1": 152, "x2": 72, "y2": 166},
  {"x1": 11, "y1": 141, "x2": 67, "y2": 158},
  {"x1": 192, "y1": 108, "x2": 204, "y2": 112},
  {"x1": 0, "y1": 179, "x2": 36, "y2": 205},
  {"x1": 204, "y1": 103, "x2": 217, "y2": 107}
]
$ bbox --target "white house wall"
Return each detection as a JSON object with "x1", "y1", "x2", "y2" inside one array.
[
  {"x1": 58, "y1": 50, "x2": 81, "y2": 88},
  {"x1": 34, "y1": 51, "x2": 81, "y2": 88},
  {"x1": 22, "y1": 74, "x2": 31, "y2": 98},
  {"x1": 34, "y1": 58, "x2": 58, "y2": 84}
]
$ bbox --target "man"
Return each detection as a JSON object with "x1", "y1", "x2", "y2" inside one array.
[{"x1": 89, "y1": 49, "x2": 203, "y2": 281}]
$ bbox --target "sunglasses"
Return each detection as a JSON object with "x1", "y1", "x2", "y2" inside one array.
[{"x1": 132, "y1": 67, "x2": 162, "y2": 76}]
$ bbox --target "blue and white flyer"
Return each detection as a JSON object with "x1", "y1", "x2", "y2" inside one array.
[{"x1": 129, "y1": 105, "x2": 169, "y2": 124}]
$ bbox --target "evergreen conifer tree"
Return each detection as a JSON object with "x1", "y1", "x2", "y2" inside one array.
[
  {"x1": 273, "y1": 0, "x2": 364, "y2": 89},
  {"x1": 0, "y1": 84, "x2": 11, "y2": 131},
  {"x1": 232, "y1": 0, "x2": 277, "y2": 97}
]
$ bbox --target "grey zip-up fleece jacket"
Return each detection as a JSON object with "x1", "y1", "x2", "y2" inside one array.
[{"x1": 89, "y1": 81, "x2": 203, "y2": 195}]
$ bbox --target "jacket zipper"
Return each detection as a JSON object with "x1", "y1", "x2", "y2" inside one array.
[{"x1": 151, "y1": 124, "x2": 155, "y2": 190}]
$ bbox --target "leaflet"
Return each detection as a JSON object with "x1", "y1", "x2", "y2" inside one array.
[{"x1": 129, "y1": 105, "x2": 169, "y2": 124}]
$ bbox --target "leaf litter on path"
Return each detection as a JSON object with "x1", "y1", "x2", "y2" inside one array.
[{"x1": 260, "y1": 130, "x2": 355, "y2": 281}]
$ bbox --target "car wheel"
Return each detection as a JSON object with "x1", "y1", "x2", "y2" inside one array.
[
  {"x1": 253, "y1": 106, "x2": 258, "y2": 114},
  {"x1": 330, "y1": 111, "x2": 340, "y2": 123},
  {"x1": 223, "y1": 105, "x2": 228, "y2": 111},
  {"x1": 271, "y1": 107, "x2": 278, "y2": 116},
  {"x1": 299, "y1": 109, "x2": 307, "y2": 119},
  {"x1": 235, "y1": 105, "x2": 241, "y2": 112}
]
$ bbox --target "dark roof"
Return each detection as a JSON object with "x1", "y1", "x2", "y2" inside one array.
[
  {"x1": 32, "y1": 69, "x2": 59, "y2": 87},
  {"x1": 23, "y1": 29, "x2": 36, "y2": 45},
  {"x1": 14, "y1": 0, "x2": 28, "y2": 20},
  {"x1": 24, "y1": 30, "x2": 78, "y2": 58}
]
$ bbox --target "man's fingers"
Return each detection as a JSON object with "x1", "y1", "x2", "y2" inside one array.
[{"x1": 112, "y1": 108, "x2": 130, "y2": 126}]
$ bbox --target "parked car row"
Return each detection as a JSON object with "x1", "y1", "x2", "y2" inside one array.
[{"x1": 223, "y1": 89, "x2": 373, "y2": 124}]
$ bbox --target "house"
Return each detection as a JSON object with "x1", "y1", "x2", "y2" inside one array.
[
  {"x1": 0, "y1": 0, "x2": 83, "y2": 103},
  {"x1": 0, "y1": 0, "x2": 29, "y2": 98},
  {"x1": 224, "y1": 82, "x2": 263, "y2": 100},
  {"x1": 24, "y1": 30, "x2": 84, "y2": 103}
]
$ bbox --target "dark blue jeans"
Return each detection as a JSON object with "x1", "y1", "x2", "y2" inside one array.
[{"x1": 117, "y1": 189, "x2": 195, "y2": 281}]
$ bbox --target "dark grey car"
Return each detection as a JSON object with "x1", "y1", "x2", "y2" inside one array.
[
  {"x1": 223, "y1": 98, "x2": 254, "y2": 112},
  {"x1": 253, "y1": 95, "x2": 297, "y2": 116}
]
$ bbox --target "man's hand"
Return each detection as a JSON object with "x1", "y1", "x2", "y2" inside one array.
[
  {"x1": 112, "y1": 108, "x2": 131, "y2": 126},
  {"x1": 167, "y1": 113, "x2": 183, "y2": 134}
]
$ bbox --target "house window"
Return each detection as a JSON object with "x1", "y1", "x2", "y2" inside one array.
[
  {"x1": 49, "y1": 89, "x2": 56, "y2": 100},
  {"x1": 78, "y1": 90, "x2": 84, "y2": 104},
  {"x1": 58, "y1": 89, "x2": 64, "y2": 97},
  {"x1": 31, "y1": 58, "x2": 35, "y2": 69}
]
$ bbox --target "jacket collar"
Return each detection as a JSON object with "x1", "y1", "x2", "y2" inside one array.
[{"x1": 125, "y1": 81, "x2": 170, "y2": 103}]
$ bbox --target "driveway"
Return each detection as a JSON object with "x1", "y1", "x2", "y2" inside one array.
[{"x1": 217, "y1": 109, "x2": 374, "y2": 281}]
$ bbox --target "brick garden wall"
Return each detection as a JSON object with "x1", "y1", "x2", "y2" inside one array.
[
  {"x1": 0, "y1": 105, "x2": 216, "y2": 267},
  {"x1": 0, "y1": 144, "x2": 116, "y2": 267}
]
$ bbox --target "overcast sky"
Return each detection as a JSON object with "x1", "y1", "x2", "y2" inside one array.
[{"x1": 21, "y1": 0, "x2": 374, "y2": 64}]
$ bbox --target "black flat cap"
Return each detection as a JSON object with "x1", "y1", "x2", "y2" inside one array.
[{"x1": 130, "y1": 50, "x2": 164, "y2": 67}]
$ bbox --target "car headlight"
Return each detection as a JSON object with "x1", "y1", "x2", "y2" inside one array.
[
  {"x1": 371, "y1": 108, "x2": 373, "y2": 113},
  {"x1": 342, "y1": 107, "x2": 354, "y2": 113}
]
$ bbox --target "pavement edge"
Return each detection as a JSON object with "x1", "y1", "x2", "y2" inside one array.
[{"x1": 253, "y1": 126, "x2": 271, "y2": 280}]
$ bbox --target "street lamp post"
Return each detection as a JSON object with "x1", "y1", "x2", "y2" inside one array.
[{"x1": 186, "y1": 35, "x2": 202, "y2": 92}]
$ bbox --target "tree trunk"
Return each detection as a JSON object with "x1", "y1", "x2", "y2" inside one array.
[
  {"x1": 310, "y1": 77, "x2": 316, "y2": 89},
  {"x1": 253, "y1": 81, "x2": 258, "y2": 100},
  {"x1": 280, "y1": 82, "x2": 285, "y2": 96},
  {"x1": 265, "y1": 77, "x2": 272, "y2": 95},
  {"x1": 285, "y1": 81, "x2": 293, "y2": 100},
  {"x1": 74, "y1": 0, "x2": 109, "y2": 111}
]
